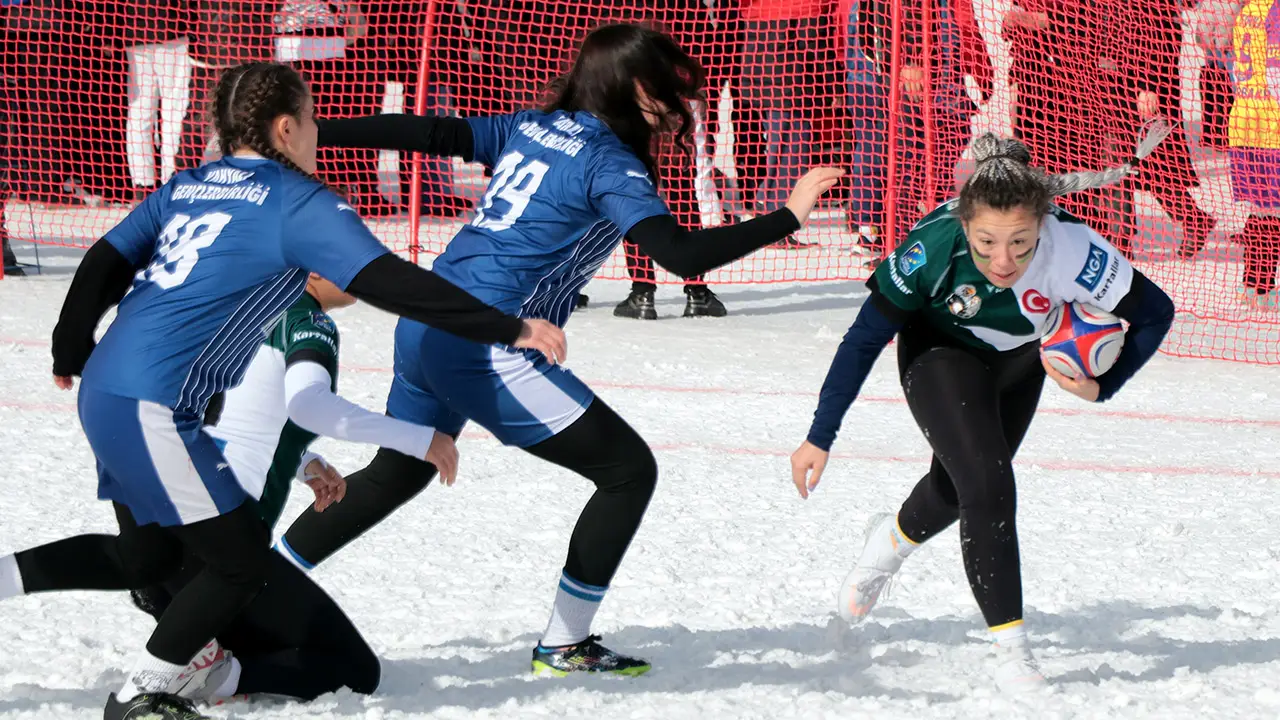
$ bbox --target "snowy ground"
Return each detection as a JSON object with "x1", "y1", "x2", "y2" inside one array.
[{"x1": 2, "y1": 258, "x2": 1280, "y2": 720}]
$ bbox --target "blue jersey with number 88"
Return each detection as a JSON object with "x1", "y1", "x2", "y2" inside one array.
[
  {"x1": 429, "y1": 109, "x2": 670, "y2": 328},
  {"x1": 82, "y1": 155, "x2": 389, "y2": 414}
]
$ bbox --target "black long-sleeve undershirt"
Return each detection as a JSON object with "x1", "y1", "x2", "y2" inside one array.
[
  {"x1": 319, "y1": 113, "x2": 805, "y2": 279},
  {"x1": 51, "y1": 240, "x2": 137, "y2": 377},
  {"x1": 626, "y1": 210, "x2": 801, "y2": 279},
  {"x1": 52, "y1": 242, "x2": 524, "y2": 381},
  {"x1": 345, "y1": 254, "x2": 524, "y2": 345},
  {"x1": 318, "y1": 115, "x2": 475, "y2": 161}
]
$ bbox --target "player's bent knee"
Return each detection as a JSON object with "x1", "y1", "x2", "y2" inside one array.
[{"x1": 954, "y1": 469, "x2": 1018, "y2": 518}]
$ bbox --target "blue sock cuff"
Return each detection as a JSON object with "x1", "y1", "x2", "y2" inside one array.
[
  {"x1": 558, "y1": 571, "x2": 607, "y2": 602},
  {"x1": 276, "y1": 538, "x2": 316, "y2": 571}
]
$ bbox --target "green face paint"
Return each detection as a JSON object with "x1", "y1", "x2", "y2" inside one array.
[{"x1": 1014, "y1": 244, "x2": 1036, "y2": 265}]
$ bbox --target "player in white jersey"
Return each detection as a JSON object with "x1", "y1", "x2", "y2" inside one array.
[{"x1": 790, "y1": 134, "x2": 1177, "y2": 692}]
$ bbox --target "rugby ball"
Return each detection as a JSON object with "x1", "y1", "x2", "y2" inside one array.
[{"x1": 1041, "y1": 302, "x2": 1125, "y2": 379}]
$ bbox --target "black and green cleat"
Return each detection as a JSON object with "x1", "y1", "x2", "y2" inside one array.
[
  {"x1": 531, "y1": 634, "x2": 651, "y2": 677},
  {"x1": 104, "y1": 692, "x2": 211, "y2": 720}
]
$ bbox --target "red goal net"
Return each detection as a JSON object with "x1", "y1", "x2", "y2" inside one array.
[{"x1": 1, "y1": 0, "x2": 1277, "y2": 362}]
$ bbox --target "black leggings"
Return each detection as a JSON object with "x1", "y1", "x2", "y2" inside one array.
[
  {"x1": 893, "y1": 326, "x2": 1045, "y2": 628},
  {"x1": 282, "y1": 397, "x2": 658, "y2": 588},
  {"x1": 133, "y1": 552, "x2": 380, "y2": 701},
  {"x1": 15, "y1": 502, "x2": 271, "y2": 666}
]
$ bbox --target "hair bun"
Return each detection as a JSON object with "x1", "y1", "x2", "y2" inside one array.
[{"x1": 971, "y1": 132, "x2": 1032, "y2": 166}]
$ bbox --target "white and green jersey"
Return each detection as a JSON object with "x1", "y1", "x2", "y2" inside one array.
[
  {"x1": 207, "y1": 293, "x2": 434, "y2": 528},
  {"x1": 868, "y1": 201, "x2": 1135, "y2": 352},
  {"x1": 207, "y1": 294, "x2": 338, "y2": 526}
]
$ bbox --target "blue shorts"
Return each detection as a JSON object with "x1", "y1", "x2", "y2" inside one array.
[
  {"x1": 386, "y1": 319, "x2": 593, "y2": 448},
  {"x1": 78, "y1": 385, "x2": 249, "y2": 527}
]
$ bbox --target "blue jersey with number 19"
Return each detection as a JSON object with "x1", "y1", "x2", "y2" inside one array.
[
  {"x1": 81, "y1": 154, "x2": 389, "y2": 414},
  {"x1": 429, "y1": 109, "x2": 671, "y2": 328}
]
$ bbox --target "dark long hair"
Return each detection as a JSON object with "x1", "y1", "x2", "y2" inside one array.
[
  {"x1": 543, "y1": 23, "x2": 705, "y2": 187},
  {"x1": 212, "y1": 62, "x2": 327, "y2": 186}
]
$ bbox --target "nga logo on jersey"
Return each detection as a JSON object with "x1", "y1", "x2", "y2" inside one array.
[
  {"x1": 1075, "y1": 242, "x2": 1108, "y2": 292},
  {"x1": 898, "y1": 241, "x2": 927, "y2": 276}
]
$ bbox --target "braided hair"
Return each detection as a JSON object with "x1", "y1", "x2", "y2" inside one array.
[
  {"x1": 957, "y1": 123, "x2": 1171, "y2": 222},
  {"x1": 212, "y1": 62, "x2": 329, "y2": 188}
]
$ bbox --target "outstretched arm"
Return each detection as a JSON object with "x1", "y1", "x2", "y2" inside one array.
[
  {"x1": 791, "y1": 296, "x2": 904, "y2": 498},
  {"x1": 317, "y1": 115, "x2": 476, "y2": 160},
  {"x1": 627, "y1": 209, "x2": 802, "y2": 279},
  {"x1": 284, "y1": 360, "x2": 435, "y2": 459},
  {"x1": 806, "y1": 298, "x2": 905, "y2": 451},
  {"x1": 617, "y1": 167, "x2": 844, "y2": 278}
]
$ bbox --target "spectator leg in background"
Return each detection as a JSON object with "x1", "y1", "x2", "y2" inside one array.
[
  {"x1": 1136, "y1": 128, "x2": 1215, "y2": 261},
  {"x1": 844, "y1": 62, "x2": 889, "y2": 258},
  {"x1": 125, "y1": 44, "x2": 161, "y2": 195},
  {"x1": 418, "y1": 83, "x2": 469, "y2": 217},
  {"x1": 156, "y1": 40, "x2": 193, "y2": 185},
  {"x1": 1240, "y1": 215, "x2": 1280, "y2": 302},
  {"x1": 615, "y1": 243, "x2": 658, "y2": 320}
]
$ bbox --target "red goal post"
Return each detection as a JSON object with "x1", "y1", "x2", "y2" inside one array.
[{"x1": 1, "y1": 0, "x2": 1277, "y2": 362}]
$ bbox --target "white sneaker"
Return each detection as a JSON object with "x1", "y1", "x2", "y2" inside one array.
[
  {"x1": 991, "y1": 638, "x2": 1049, "y2": 694},
  {"x1": 168, "y1": 639, "x2": 237, "y2": 702},
  {"x1": 838, "y1": 513, "x2": 914, "y2": 624}
]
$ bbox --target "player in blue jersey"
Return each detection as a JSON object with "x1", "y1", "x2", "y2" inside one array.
[
  {"x1": 276, "y1": 23, "x2": 843, "y2": 676},
  {"x1": 0, "y1": 62, "x2": 564, "y2": 720}
]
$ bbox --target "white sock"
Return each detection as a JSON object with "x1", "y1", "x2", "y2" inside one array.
[
  {"x1": 212, "y1": 657, "x2": 242, "y2": 699},
  {"x1": 991, "y1": 620, "x2": 1028, "y2": 648},
  {"x1": 890, "y1": 516, "x2": 919, "y2": 558},
  {"x1": 0, "y1": 555, "x2": 25, "y2": 600},
  {"x1": 540, "y1": 571, "x2": 607, "y2": 648},
  {"x1": 118, "y1": 652, "x2": 187, "y2": 702}
]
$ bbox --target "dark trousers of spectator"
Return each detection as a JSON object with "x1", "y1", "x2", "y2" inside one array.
[
  {"x1": 295, "y1": 54, "x2": 386, "y2": 213},
  {"x1": 1240, "y1": 216, "x2": 1280, "y2": 294},
  {"x1": 739, "y1": 17, "x2": 834, "y2": 212},
  {"x1": 844, "y1": 78, "x2": 972, "y2": 246},
  {"x1": 1104, "y1": 123, "x2": 1215, "y2": 260}
]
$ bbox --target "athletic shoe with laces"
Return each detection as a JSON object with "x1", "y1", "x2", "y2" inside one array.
[
  {"x1": 531, "y1": 634, "x2": 651, "y2": 676},
  {"x1": 613, "y1": 290, "x2": 657, "y2": 320},
  {"x1": 838, "y1": 512, "x2": 914, "y2": 624},
  {"x1": 167, "y1": 640, "x2": 236, "y2": 703},
  {"x1": 683, "y1": 286, "x2": 727, "y2": 317},
  {"x1": 103, "y1": 692, "x2": 211, "y2": 720},
  {"x1": 990, "y1": 636, "x2": 1050, "y2": 693}
]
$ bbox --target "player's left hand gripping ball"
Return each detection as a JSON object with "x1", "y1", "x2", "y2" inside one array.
[
  {"x1": 1040, "y1": 351, "x2": 1101, "y2": 401},
  {"x1": 515, "y1": 319, "x2": 568, "y2": 365}
]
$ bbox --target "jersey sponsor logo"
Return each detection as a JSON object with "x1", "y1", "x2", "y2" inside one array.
[
  {"x1": 1021, "y1": 288, "x2": 1051, "y2": 313},
  {"x1": 336, "y1": 202, "x2": 356, "y2": 213},
  {"x1": 899, "y1": 241, "x2": 927, "y2": 276},
  {"x1": 886, "y1": 251, "x2": 913, "y2": 294},
  {"x1": 291, "y1": 329, "x2": 336, "y2": 349},
  {"x1": 203, "y1": 167, "x2": 254, "y2": 184},
  {"x1": 946, "y1": 284, "x2": 981, "y2": 318},
  {"x1": 1092, "y1": 255, "x2": 1122, "y2": 302},
  {"x1": 309, "y1": 312, "x2": 337, "y2": 334},
  {"x1": 1075, "y1": 242, "x2": 1108, "y2": 291}
]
